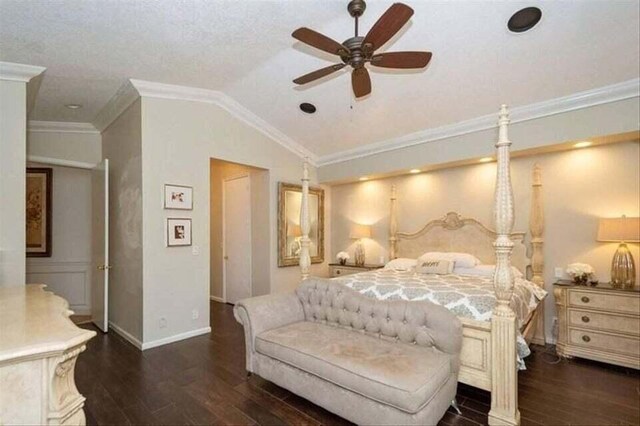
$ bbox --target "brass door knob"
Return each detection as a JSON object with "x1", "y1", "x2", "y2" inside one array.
[
  {"x1": 581, "y1": 316, "x2": 590, "y2": 323},
  {"x1": 581, "y1": 296, "x2": 590, "y2": 303},
  {"x1": 582, "y1": 335, "x2": 591, "y2": 343}
]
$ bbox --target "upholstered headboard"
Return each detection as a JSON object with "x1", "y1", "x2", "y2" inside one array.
[{"x1": 394, "y1": 211, "x2": 529, "y2": 273}]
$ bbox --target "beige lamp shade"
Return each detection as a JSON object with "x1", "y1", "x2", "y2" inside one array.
[
  {"x1": 597, "y1": 216, "x2": 640, "y2": 242},
  {"x1": 287, "y1": 223, "x2": 302, "y2": 237},
  {"x1": 350, "y1": 224, "x2": 372, "y2": 239}
]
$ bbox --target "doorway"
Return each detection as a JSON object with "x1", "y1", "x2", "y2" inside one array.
[{"x1": 209, "y1": 159, "x2": 269, "y2": 304}]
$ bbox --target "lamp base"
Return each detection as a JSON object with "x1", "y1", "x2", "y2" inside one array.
[
  {"x1": 611, "y1": 243, "x2": 636, "y2": 287},
  {"x1": 354, "y1": 241, "x2": 365, "y2": 266}
]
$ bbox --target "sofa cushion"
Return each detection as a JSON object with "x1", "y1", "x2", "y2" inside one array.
[{"x1": 255, "y1": 321, "x2": 452, "y2": 414}]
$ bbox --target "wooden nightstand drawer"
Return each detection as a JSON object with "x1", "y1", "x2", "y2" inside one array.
[
  {"x1": 329, "y1": 264, "x2": 383, "y2": 278},
  {"x1": 568, "y1": 328, "x2": 640, "y2": 357},
  {"x1": 569, "y1": 290, "x2": 640, "y2": 315},
  {"x1": 568, "y1": 309, "x2": 640, "y2": 336}
]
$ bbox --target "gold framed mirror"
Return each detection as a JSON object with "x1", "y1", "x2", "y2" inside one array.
[{"x1": 278, "y1": 182, "x2": 324, "y2": 267}]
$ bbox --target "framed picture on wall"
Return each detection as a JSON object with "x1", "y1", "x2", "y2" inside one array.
[
  {"x1": 164, "y1": 184, "x2": 193, "y2": 210},
  {"x1": 26, "y1": 167, "x2": 53, "y2": 257},
  {"x1": 167, "y1": 218, "x2": 192, "y2": 247}
]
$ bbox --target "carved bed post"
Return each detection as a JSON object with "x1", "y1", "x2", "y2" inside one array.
[
  {"x1": 489, "y1": 105, "x2": 520, "y2": 426},
  {"x1": 389, "y1": 184, "x2": 398, "y2": 260},
  {"x1": 530, "y1": 163, "x2": 546, "y2": 345},
  {"x1": 300, "y1": 161, "x2": 311, "y2": 280}
]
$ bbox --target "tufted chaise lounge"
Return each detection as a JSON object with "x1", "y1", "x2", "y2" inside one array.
[{"x1": 234, "y1": 278, "x2": 463, "y2": 425}]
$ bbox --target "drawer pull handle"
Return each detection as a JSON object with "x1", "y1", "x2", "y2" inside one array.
[
  {"x1": 336, "y1": 270, "x2": 341, "y2": 275},
  {"x1": 582, "y1": 335, "x2": 591, "y2": 343},
  {"x1": 581, "y1": 316, "x2": 590, "y2": 323},
  {"x1": 581, "y1": 296, "x2": 590, "y2": 303}
]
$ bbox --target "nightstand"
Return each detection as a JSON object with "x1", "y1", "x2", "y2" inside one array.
[
  {"x1": 554, "y1": 281, "x2": 639, "y2": 369},
  {"x1": 329, "y1": 263, "x2": 383, "y2": 278}
]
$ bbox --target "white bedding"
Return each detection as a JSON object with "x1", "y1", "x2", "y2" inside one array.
[{"x1": 333, "y1": 268, "x2": 547, "y2": 368}]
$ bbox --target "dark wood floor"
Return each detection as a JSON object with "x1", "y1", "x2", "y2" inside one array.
[{"x1": 77, "y1": 302, "x2": 640, "y2": 426}]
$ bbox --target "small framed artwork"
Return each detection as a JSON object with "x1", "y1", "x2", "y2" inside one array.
[
  {"x1": 26, "y1": 168, "x2": 53, "y2": 257},
  {"x1": 164, "y1": 184, "x2": 193, "y2": 210},
  {"x1": 167, "y1": 218, "x2": 192, "y2": 247}
]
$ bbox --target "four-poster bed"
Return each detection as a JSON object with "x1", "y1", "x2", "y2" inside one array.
[{"x1": 298, "y1": 105, "x2": 546, "y2": 426}]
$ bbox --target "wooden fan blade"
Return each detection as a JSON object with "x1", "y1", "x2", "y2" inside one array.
[
  {"x1": 370, "y1": 51, "x2": 432, "y2": 69},
  {"x1": 293, "y1": 64, "x2": 346, "y2": 85},
  {"x1": 352, "y1": 67, "x2": 371, "y2": 98},
  {"x1": 292, "y1": 27, "x2": 349, "y2": 56},
  {"x1": 362, "y1": 3, "x2": 414, "y2": 52}
]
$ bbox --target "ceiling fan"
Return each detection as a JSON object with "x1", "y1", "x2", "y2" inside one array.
[{"x1": 292, "y1": 0, "x2": 432, "y2": 98}]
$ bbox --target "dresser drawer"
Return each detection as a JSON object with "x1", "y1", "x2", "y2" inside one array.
[
  {"x1": 330, "y1": 267, "x2": 359, "y2": 277},
  {"x1": 569, "y1": 290, "x2": 640, "y2": 315},
  {"x1": 568, "y1": 309, "x2": 640, "y2": 336},
  {"x1": 569, "y1": 328, "x2": 640, "y2": 357}
]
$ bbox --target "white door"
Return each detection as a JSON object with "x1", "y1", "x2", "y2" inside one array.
[
  {"x1": 223, "y1": 175, "x2": 252, "y2": 304},
  {"x1": 91, "y1": 159, "x2": 109, "y2": 332}
]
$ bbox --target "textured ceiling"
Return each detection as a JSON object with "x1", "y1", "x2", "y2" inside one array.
[{"x1": 1, "y1": 0, "x2": 638, "y2": 158}]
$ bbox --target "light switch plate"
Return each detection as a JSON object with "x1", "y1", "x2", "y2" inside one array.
[{"x1": 192, "y1": 245, "x2": 200, "y2": 255}]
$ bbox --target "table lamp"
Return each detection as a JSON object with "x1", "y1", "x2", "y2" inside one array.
[
  {"x1": 288, "y1": 224, "x2": 302, "y2": 256},
  {"x1": 597, "y1": 215, "x2": 640, "y2": 286},
  {"x1": 350, "y1": 224, "x2": 371, "y2": 267}
]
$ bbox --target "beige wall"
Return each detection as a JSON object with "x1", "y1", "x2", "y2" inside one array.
[
  {"x1": 0, "y1": 80, "x2": 27, "y2": 286},
  {"x1": 102, "y1": 100, "x2": 143, "y2": 342},
  {"x1": 330, "y1": 141, "x2": 640, "y2": 342},
  {"x1": 140, "y1": 96, "x2": 330, "y2": 345},
  {"x1": 318, "y1": 97, "x2": 640, "y2": 183},
  {"x1": 26, "y1": 164, "x2": 93, "y2": 313},
  {"x1": 27, "y1": 130, "x2": 101, "y2": 165},
  {"x1": 209, "y1": 159, "x2": 269, "y2": 300}
]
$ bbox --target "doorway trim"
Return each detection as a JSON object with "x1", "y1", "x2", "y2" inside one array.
[{"x1": 222, "y1": 173, "x2": 252, "y2": 304}]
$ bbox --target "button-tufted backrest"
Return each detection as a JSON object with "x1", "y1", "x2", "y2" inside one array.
[{"x1": 296, "y1": 278, "x2": 462, "y2": 369}]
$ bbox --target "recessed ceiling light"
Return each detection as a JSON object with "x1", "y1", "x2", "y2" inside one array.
[
  {"x1": 65, "y1": 104, "x2": 82, "y2": 109},
  {"x1": 299, "y1": 102, "x2": 316, "y2": 114},
  {"x1": 409, "y1": 169, "x2": 421, "y2": 174},
  {"x1": 508, "y1": 7, "x2": 542, "y2": 33},
  {"x1": 359, "y1": 176, "x2": 369, "y2": 181},
  {"x1": 479, "y1": 157, "x2": 493, "y2": 163},
  {"x1": 573, "y1": 141, "x2": 592, "y2": 148}
]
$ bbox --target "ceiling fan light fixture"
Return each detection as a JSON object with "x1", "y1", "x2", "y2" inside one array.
[
  {"x1": 65, "y1": 103, "x2": 82, "y2": 109},
  {"x1": 299, "y1": 103, "x2": 317, "y2": 114},
  {"x1": 508, "y1": 7, "x2": 542, "y2": 33}
]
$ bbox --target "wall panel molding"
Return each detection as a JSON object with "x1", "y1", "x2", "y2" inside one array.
[{"x1": 26, "y1": 261, "x2": 91, "y2": 315}]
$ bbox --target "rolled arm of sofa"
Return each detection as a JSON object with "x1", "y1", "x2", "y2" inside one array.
[
  {"x1": 425, "y1": 304, "x2": 463, "y2": 371},
  {"x1": 233, "y1": 293, "x2": 304, "y2": 372}
]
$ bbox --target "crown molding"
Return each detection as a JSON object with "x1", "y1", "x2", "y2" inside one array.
[
  {"x1": 27, "y1": 155, "x2": 97, "y2": 169},
  {"x1": 93, "y1": 78, "x2": 318, "y2": 164},
  {"x1": 0, "y1": 61, "x2": 46, "y2": 82},
  {"x1": 316, "y1": 78, "x2": 640, "y2": 166},
  {"x1": 129, "y1": 79, "x2": 318, "y2": 164},
  {"x1": 28, "y1": 120, "x2": 99, "y2": 134}
]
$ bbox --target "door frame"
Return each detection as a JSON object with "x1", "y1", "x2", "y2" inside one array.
[{"x1": 221, "y1": 173, "x2": 252, "y2": 304}]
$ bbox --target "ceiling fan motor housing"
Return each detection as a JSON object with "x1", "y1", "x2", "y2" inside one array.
[{"x1": 348, "y1": 0, "x2": 366, "y2": 18}]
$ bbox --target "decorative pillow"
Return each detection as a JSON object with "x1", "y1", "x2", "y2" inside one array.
[
  {"x1": 384, "y1": 258, "x2": 417, "y2": 271},
  {"x1": 418, "y1": 252, "x2": 481, "y2": 268},
  {"x1": 453, "y1": 265, "x2": 524, "y2": 278},
  {"x1": 416, "y1": 259, "x2": 454, "y2": 275}
]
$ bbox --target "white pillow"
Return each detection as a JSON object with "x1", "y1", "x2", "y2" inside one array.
[
  {"x1": 384, "y1": 258, "x2": 417, "y2": 271},
  {"x1": 418, "y1": 252, "x2": 481, "y2": 268},
  {"x1": 454, "y1": 265, "x2": 524, "y2": 278}
]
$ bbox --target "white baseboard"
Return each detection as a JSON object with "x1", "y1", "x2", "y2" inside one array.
[
  {"x1": 210, "y1": 295, "x2": 225, "y2": 303},
  {"x1": 141, "y1": 326, "x2": 211, "y2": 350},
  {"x1": 108, "y1": 321, "x2": 143, "y2": 350}
]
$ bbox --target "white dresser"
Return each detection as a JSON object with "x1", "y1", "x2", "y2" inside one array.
[
  {"x1": 554, "y1": 282, "x2": 640, "y2": 369},
  {"x1": 0, "y1": 284, "x2": 95, "y2": 425}
]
